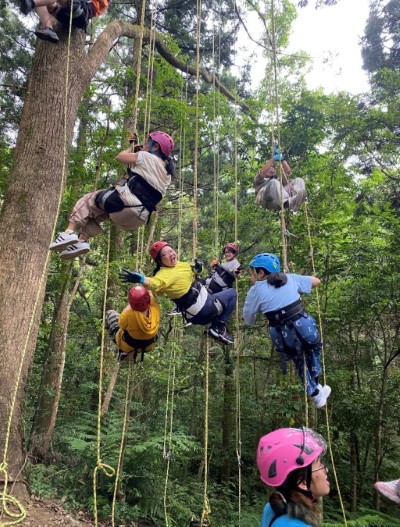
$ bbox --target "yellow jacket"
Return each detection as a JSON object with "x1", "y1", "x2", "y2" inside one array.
[{"x1": 115, "y1": 294, "x2": 160, "y2": 354}]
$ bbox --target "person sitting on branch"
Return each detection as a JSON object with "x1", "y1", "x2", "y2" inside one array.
[
  {"x1": 242, "y1": 253, "x2": 331, "y2": 409},
  {"x1": 49, "y1": 131, "x2": 175, "y2": 260},
  {"x1": 257, "y1": 427, "x2": 330, "y2": 527},
  {"x1": 253, "y1": 148, "x2": 306, "y2": 212},
  {"x1": 20, "y1": 0, "x2": 110, "y2": 43},
  {"x1": 105, "y1": 285, "x2": 160, "y2": 362},
  {"x1": 205, "y1": 242, "x2": 242, "y2": 293},
  {"x1": 119, "y1": 241, "x2": 237, "y2": 345}
]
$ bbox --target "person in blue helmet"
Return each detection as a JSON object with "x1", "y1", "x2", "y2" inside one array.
[{"x1": 242, "y1": 253, "x2": 331, "y2": 409}]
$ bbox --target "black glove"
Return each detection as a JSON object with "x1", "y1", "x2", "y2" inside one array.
[
  {"x1": 191, "y1": 259, "x2": 203, "y2": 274},
  {"x1": 119, "y1": 267, "x2": 145, "y2": 284}
]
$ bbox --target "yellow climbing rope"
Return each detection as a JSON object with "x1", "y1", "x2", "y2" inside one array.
[{"x1": 0, "y1": 6, "x2": 77, "y2": 526}]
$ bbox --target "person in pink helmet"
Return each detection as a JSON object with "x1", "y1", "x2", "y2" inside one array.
[
  {"x1": 374, "y1": 479, "x2": 400, "y2": 504},
  {"x1": 257, "y1": 427, "x2": 330, "y2": 527},
  {"x1": 204, "y1": 242, "x2": 242, "y2": 293},
  {"x1": 49, "y1": 131, "x2": 175, "y2": 259}
]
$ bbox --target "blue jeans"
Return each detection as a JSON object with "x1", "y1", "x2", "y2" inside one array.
[
  {"x1": 269, "y1": 313, "x2": 322, "y2": 395},
  {"x1": 190, "y1": 288, "x2": 237, "y2": 325}
]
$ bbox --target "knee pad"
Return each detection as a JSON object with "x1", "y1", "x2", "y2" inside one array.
[{"x1": 213, "y1": 298, "x2": 224, "y2": 316}]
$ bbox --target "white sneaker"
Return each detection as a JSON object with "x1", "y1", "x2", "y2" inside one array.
[
  {"x1": 59, "y1": 241, "x2": 90, "y2": 260},
  {"x1": 313, "y1": 384, "x2": 331, "y2": 409},
  {"x1": 49, "y1": 232, "x2": 79, "y2": 251}
]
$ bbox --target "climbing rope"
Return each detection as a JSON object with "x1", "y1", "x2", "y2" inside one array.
[
  {"x1": 93, "y1": 229, "x2": 116, "y2": 527},
  {"x1": 111, "y1": 362, "x2": 136, "y2": 527},
  {"x1": 200, "y1": 338, "x2": 212, "y2": 527},
  {"x1": 0, "y1": 6, "x2": 78, "y2": 526},
  {"x1": 304, "y1": 202, "x2": 347, "y2": 526}
]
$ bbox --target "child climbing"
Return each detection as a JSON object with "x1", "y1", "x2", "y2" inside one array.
[
  {"x1": 105, "y1": 285, "x2": 160, "y2": 362},
  {"x1": 253, "y1": 148, "x2": 306, "y2": 212},
  {"x1": 20, "y1": 0, "x2": 110, "y2": 43},
  {"x1": 257, "y1": 427, "x2": 330, "y2": 526},
  {"x1": 205, "y1": 242, "x2": 242, "y2": 293},
  {"x1": 242, "y1": 253, "x2": 331, "y2": 409},
  {"x1": 119, "y1": 241, "x2": 237, "y2": 345},
  {"x1": 49, "y1": 131, "x2": 175, "y2": 259}
]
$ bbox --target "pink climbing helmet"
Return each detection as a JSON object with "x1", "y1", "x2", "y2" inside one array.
[
  {"x1": 224, "y1": 242, "x2": 239, "y2": 254},
  {"x1": 257, "y1": 427, "x2": 326, "y2": 487},
  {"x1": 149, "y1": 131, "x2": 174, "y2": 157}
]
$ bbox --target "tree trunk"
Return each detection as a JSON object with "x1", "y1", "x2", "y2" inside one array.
[
  {"x1": 29, "y1": 261, "x2": 83, "y2": 459},
  {"x1": 0, "y1": 30, "x2": 88, "y2": 488}
]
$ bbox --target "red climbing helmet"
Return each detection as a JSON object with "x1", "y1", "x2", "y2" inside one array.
[
  {"x1": 257, "y1": 427, "x2": 326, "y2": 487},
  {"x1": 224, "y1": 242, "x2": 239, "y2": 254},
  {"x1": 128, "y1": 286, "x2": 151, "y2": 312},
  {"x1": 149, "y1": 240, "x2": 170, "y2": 261},
  {"x1": 149, "y1": 131, "x2": 174, "y2": 157}
]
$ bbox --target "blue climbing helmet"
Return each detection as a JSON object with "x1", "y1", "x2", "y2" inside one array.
[{"x1": 249, "y1": 253, "x2": 281, "y2": 273}]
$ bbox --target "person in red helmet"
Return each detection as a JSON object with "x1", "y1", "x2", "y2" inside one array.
[
  {"x1": 119, "y1": 241, "x2": 238, "y2": 345},
  {"x1": 205, "y1": 242, "x2": 242, "y2": 293},
  {"x1": 105, "y1": 285, "x2": 160, "y2": 362},
  {"x1": 49, "y1": 132, "x2": 175, "y2": 260},
  {"x1": 257, "y1": 427, "x2": 330, "y2": 527}
]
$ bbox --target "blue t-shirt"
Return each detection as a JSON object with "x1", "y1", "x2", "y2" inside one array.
[
  {"x1": 261, "y1": 502, "x2": 311, "y2": 527},
  {"x1": 243, "y1": 274, "x2": 312, "y2": 325}
]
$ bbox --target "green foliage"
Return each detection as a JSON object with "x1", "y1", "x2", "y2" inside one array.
[{"x1": 12, "y1": 0, "x2": 400, "y2": 526}]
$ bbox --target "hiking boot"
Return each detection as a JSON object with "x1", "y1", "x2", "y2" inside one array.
[
  {"x1": 105, "y1": 310, "x2": 119, "y2": 338},
  {"x1": 59, "y1": 241, "x2": 90, "y2": 260},
  {"x1": 208, "y1": 322, "x2": 234, "y2": 345},
  {"x1": 34, "y1": 26, "x2": 59, "y2": 43},
  {"x1": 374, "y1": 479, "x2": 400, "y2": 504},
  {"x1": 49, "y1": 231, "x2": 79, "y2": 251},
  {"x1": 312, "y1": 384, "x2": 331, "y2": 409},
  {"x1": 118, "y1": 350, "x2": 129, "y2": 362},
  {"x1": 20, "y1": 0, "x2": 35, "y2": 15},
  {"x1": 288, "y1": 190, "x2": 306, "y2": 212},
  {"x1": 166, "y1": 306, "x2": 180, "y2": 316}
]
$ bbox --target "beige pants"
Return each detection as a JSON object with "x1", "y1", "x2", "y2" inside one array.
[
  {"x1": 69, "y1": 190, "x2": 148, "y2": 238},
  {"x1": 257, "y1": 178, "x2": 306, "y2": 211}
]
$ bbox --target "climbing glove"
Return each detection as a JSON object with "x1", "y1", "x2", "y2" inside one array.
[
  {"x1": 273, "y1": 147, "x2": 284, "y2": 161},
  {"x1": 191, "y1": 259, "x2": 203, "y2": 274},
  {"x1": 119, "y1": 267, "x2": 145, "y2": 284}
]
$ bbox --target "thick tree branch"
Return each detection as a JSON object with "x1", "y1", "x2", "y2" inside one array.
[{"x1": 87, "y1": 21, "x2": 252, "y2": 116}]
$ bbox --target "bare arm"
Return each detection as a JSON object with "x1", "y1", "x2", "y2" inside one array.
[{"x1": 115, "y1": 149, "x2": 140, "y2": 166}]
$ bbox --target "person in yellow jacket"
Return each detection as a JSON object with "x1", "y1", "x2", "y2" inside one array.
[{"x1": 105, "y1": 285, "x2": 160, "y2": 362}]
